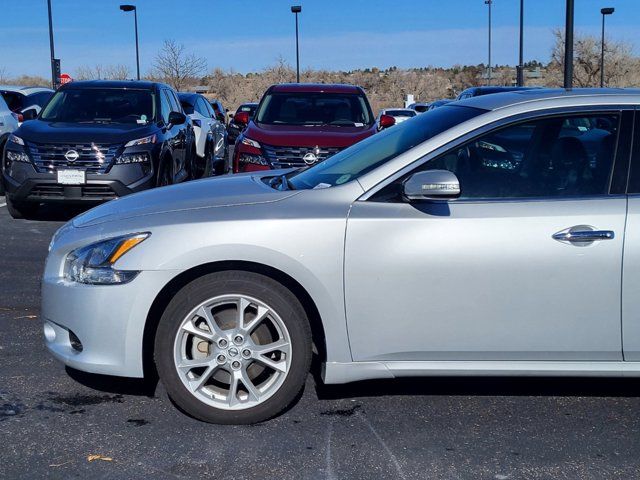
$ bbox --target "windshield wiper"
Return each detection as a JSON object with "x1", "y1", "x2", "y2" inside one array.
[{"x1": 269, "y1": 174, "x2": 294, "y2": 191}]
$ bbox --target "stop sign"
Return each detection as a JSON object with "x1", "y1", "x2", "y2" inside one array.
[{"x1": 59, "y1": 73, "x2": 72, "y2": 85}]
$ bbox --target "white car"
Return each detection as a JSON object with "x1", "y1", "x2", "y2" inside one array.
[
  {"x1": 378, "y1": 108, "x2": 417, "y2": 127},
  {"x1": 0, "y1": 94, "x2": 19, "y2": 195},
  {"x1": 178, "y1": 93, "x2": 229, "y2": 177},
  {"x1": 0, "y1": 85, "x2": 54, "y2": 124}
]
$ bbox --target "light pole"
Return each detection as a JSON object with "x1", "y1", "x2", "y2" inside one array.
[
  {"x1": 485, "y1": 0, "x2": 492, "y2": 86},
  {"x1": 47, "y1": 0, "x2": 56, "y2": 89},
  {"x1": 516, "y1": 0, "x2": 524, "y2": 86},
  {"x1": 291, "y1": 5, "x2": 301, "y2": 83},
  {"x1": 120, "y1": 4, "x2": 140, "y2": 80},
  {"x1": 600, "y1": 7, "x2": 615, "y2": 88},
  {"x1": 564, "y1": 0, "x2": 575, "y2": 89}
]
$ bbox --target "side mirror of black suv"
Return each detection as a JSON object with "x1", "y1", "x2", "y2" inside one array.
[{"x1": 168, "y1": 111, "x2": 187, "y2": 126}]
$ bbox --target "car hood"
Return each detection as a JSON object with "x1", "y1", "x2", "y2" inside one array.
[
  {"x1": 244, "y1": 122, "x2": 376, "y2": 147},
  {"x1": 72, "y1": 172, "x2": 299, "y2": 228},
  {"x1": 15, "y1": 120, "x2": 156, "y2": 144}
]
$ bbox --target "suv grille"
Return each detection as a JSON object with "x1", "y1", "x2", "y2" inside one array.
[
  {"x1": 262, "y1": 144, "x2": 342, "y2": 168},
  {"x1": 26, "y1": 142, "x2": 120, "y2": 174}
]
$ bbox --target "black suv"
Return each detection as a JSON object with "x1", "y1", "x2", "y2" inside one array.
[{"x1": 2, "y1": 80, "x2": 195, "y2": 219}]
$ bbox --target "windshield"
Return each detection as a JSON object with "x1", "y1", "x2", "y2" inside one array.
[
  {"x1": 289, "y1": 105, "x2": 484, "y2": 190},
  {"x1": 255, "y1": 92, "x2": 373, "y2": 126},
  {"x1": 40, "y1": 88, "x2": 155, "y2": 124}
]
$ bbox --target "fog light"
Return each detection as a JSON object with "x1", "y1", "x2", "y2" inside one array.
[
  {"x1": 69, "y1": 330, "x2": 83, "y2": 352},
  {"x1": 239, "y1": 154, "x2": 268, "y2": 166},
  {"x1": 115, "y1": 153, "x2": 150, "y2": 164},
  {"x1": 6, "y1": 150, "x2": 30, "y2": 166}
]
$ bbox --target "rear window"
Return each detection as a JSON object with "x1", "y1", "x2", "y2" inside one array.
[
  {"x1": 0, "y1": 91, "x2": 24, "y2": 112},
  {"x1": 255, "y1": 92, "x2": 373, "y2": 127},
  {"x1": 386, "y1": 110, "x2": 416, "y2": 117}
]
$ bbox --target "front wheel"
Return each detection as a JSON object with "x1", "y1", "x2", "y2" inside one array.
[{"x1": 155, "y1": 271, "x2": 312, "y2": 424}]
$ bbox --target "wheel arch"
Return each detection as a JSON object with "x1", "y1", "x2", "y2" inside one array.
[{"x1": 142, "y1": 260, "x2": 327, "y2": 379}]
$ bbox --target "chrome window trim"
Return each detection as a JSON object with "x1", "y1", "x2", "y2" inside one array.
[{"x1": 358, "y1": 104, "x2": 634, "y2": 203}]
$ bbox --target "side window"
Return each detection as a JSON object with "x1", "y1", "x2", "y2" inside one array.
[
  {"x1": 159, "y1": 90, "x2": 171, "y2": 123},
  {"x1": 422, "y1": 113, "x2": 619, "y2": 199},
  {"x1": 375, "y1": 113, "x2": 620, "y2": 202},
  {"x1": 195, "y1": 97, "x2": 209, "y2": 116},
  {"x1": 166, "y1": 90, "x2": 180, "y2": 113},
  {"x1": 203, "y1": 100, "x2": 216, "y2": 118}
]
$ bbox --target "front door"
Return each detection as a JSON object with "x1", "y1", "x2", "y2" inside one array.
[{"x1": 345, "y1": 110, "x2": 629, "y2": 362}]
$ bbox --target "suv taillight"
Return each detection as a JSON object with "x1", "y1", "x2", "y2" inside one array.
[{"x1": 11, "y1": 112, "x2": 23, "y2": 123}]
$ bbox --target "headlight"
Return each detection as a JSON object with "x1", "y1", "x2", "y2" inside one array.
[
  {"x1": 65, "y1": 233, "x2": 150, "y2": 285},
  {"x1": 8, "y1": 134, "x2": 24, "y2": 146},
  {"x1": 124, "y1": 134, "x2": 156, "y2": 148},
  {"x1": 241, "y1": 137, "x2": 261, "y2": 149}
]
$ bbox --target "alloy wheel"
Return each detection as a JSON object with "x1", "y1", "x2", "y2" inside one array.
[{"x1": 173, "y1": 294, "x2": 292, "y2": 410}]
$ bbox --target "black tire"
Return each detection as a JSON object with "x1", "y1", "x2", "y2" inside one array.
[
  {"x1": 6, "y1": 195, "x2": 38, "y2": 220},
  {"x1": 157, "y1": 156, "x2": 173, "y2": 187},
  {"x1": 154, "y1": 271, "x2": 312, "y2": 424}
]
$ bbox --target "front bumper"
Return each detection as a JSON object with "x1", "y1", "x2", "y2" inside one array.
[
  {"x1": 41, "y1": 270, "x2": 178, "y2": 377},
  {"x1": 3, "y1": 153, "x2": 154, "y2": 204}
]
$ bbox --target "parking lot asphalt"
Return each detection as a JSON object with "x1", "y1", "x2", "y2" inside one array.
[{"x1": 2, "y1": 194, "x2": 640, "y2": 480}]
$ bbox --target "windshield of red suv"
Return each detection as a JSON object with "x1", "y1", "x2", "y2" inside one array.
[
  {"x1": 288, "y1": 105, "x2": 484, "y2": 190},
  {"x1": 255, "y1": 92, "x2": 373, "y2": 127},
  {"x1": 40, "y1": 88, "x2": 155, "y2": 124}
]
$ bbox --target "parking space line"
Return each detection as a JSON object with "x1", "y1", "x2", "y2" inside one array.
[{"x1": 0, "y1": 202, "x2": 6, "y2": 208}]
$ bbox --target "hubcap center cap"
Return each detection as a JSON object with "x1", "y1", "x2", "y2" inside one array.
[{"x1": 227, "y1": 347, "x2": 239, "y2": 357}]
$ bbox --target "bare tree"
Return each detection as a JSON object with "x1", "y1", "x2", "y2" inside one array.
[
  {"x1": 548, "y1": 28, "x2": 636, "y2": 87},
  {"x1": 75, "y1": 64, "x2": 131, "y2": 80},
  {"x1": 0, "y1": 67, "x2": 9, "y2": 83},
  {"x1": 152, "y1": 39, "x2": 207, "y2": 91}
]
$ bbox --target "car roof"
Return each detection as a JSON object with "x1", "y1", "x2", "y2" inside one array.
[
  {"x1": 456, "y1": 88, "x2": 640, "y2": 112},
  {"x1": 240, "y1": 102, "x2": 258, "y2": 107},
  {"x1": 269, "y1": 83, "x2": 364, "y2": 94},
  {"x1": 177, "y1": 92, "x2": 200, "y2": 101},
  {"x1": 0, "y1": 85, "x2": 54, "y2": 95},
  {"x1": 58, "y1": 80, "x2": 168, "y2": 90}
]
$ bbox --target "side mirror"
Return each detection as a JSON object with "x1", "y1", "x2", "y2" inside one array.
[
  {"x1": 228, "y1": 112, "x2": 234, "y2": 119},
  {"x1": 22, "y1": 108, "x2": 38, "y2": 121},
  {"x1": 234, "y1": 111, "x2": 250, "y2": 126},
  {"x1": 378, "y1": 114, "x2": 396, "y2": 130},
  {"x1": 403, "y1": 170, "x2": 461, "y2": 201},
  {"x1": 168, "y1": 111, "x2": 187, "y2": 126}
]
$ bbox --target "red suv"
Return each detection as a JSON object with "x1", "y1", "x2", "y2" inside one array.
[{"x1": 232, "y1": 83, "x2": 383, "y2": 173}]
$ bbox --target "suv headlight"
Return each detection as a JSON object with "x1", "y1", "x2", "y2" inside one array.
[
  {"x1": 65, "y1": 233, "x2": 150, "y2": 285},
  {"x1": 124, "y1": 134, "x2": 156, "y2": 148},
  {"x1": 8, "y1": 134, "x2": 24, "y2": 146},
  {"x1": 241, "y1": 137, "x2": 261, "y2": 149}
]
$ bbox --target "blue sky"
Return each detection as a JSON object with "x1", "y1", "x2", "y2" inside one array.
[{"x1": 1, "y1": 0, "x2": 638, "y2": 78}]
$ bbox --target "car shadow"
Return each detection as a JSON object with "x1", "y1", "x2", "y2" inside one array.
[
  {"x1": 66, "y1": 366, "x2": 157, "y2": 397},
  {"x1": 26, "y1": 203, "x2": 92, "y2": 222},
  {"x1": 314, "y1": 375, "x2": 640, "y2": 400}
]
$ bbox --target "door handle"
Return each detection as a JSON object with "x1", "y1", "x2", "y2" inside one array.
[{"x1": 552, "y1": 228, "x2": 615, "y2": 244}]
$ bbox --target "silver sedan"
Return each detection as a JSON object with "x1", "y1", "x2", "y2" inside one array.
[{"x1": 42, "y1": 89, "x2": 640, "y2": 424}]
